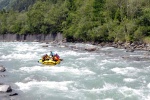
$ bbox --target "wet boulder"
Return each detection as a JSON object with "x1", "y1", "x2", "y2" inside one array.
[
  {"x1": 126, "y1": 48, "x2": 134, "y2": 52},
  {"x1": 84, "y1": 44, "x2": 97, "y2": 51},
  {"x1": 85, "y1": 47, "x2": 97, "y2": 51},
  {"x1": 9, "y1": 93, "x2": 18, "y2": 96},
  {"x1": 122, "y1": 56, "x2": 150, "y2": 61},
  {"x1": 42, "y1": 45, "x2": 48, "y2": 47},
  {"x1": 0, "y1": 85, "x2": 12, "y2": 92},
  {"x1": 0, "y1": 65, "x2": 6, "y2": 72}
]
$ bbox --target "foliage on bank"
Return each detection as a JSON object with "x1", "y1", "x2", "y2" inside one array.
[{"x1": 0, "y1": 0, "x2": 150, "y2": 43}]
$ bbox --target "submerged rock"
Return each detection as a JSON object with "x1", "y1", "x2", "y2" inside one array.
[
  {"x1": 0, "y1": 75, "x2": 6, "y2": 77},
  {"x1": 122, "y1": 56, "x2": 150, "y2": 61},
  {"x1": 42, "y1": 45, "x2": 49, "y2": 47},
  {"x1": 9, "y1": 93, "x2": 18, "y2": 96},
  {"x1": 0, "y1": 65, "x2": 6, "y2": 72},
  {"x1": 126, "y1": 48, "x2": 134, "y2": 52}
]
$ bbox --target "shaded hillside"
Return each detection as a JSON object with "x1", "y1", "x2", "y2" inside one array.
[
  {"x1": 0, "y1": 0, "x2": 11, "y2": 10},
  {"x1": 0, "y1": 0, "x2": 36, "y2": 11},
  {"x1": 0, "y1": 0, "x2": 150, "y2": 43},
  {"x1": 10, "y1": 0, "x2": 36, "y2": 11}
]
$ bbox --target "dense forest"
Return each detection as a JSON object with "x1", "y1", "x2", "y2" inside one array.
[{"x1": 0, "y1": 0, "x2": 150, "y2": 43}]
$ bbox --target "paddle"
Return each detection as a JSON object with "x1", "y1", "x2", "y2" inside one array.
[{"x1": 60, "y1": 59, "x2": 63, "y2": 61}]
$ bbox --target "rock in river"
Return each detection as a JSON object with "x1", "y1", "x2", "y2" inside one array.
[
  {"x1": 0, "y1": 65, "x2": 6, "y2": 72},
  {"x1": 0, "y1": 85, "x2": 12, "y2": 92}
]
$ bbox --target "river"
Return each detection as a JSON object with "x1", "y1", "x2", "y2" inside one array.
[{"x1": 0, "y1": 42, "x2": 150, "y2": 100}]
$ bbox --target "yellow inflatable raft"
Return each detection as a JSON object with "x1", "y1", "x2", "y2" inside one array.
[{"x1": 38, "y1": 59, "x2": 61, "y2": 65}]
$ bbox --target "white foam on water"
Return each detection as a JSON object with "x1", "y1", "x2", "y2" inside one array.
[
  {"x1": 19, "y1": 66, "x2": 46, "y2": 73},
  {"x1": 101, "y1": 83, "x2": 118, "y2": 91},
  {"x1": 23, "y1": 76, "x2": 37, "y2": 83},
  {"x1": 19, "y1": 66, "x2": 95, "y2": 75},
  {"x1": 98, "y1": 62, "x2": 106, "y2": 66},
  {"x1": 1, "y1": 52, "x2": 38, "y2": 60},
  {"x1": 118, "y1": 86, "x2": 142, "y2": 97},
  {"x1": 103, "y1": 98, "x2": 114, "y2": 100},
  {"x1": 60, "y1": 50, "x2": 90, "y2": 57},
  {"x1": 144, "y1": 95, "x2": 150, "y2": 100},
  {"x1": 15, "y1": 80, "x2": 73, "y2": 91},
  {"x1": 101, "y1": 47, "x2": 115, "y2": 50},
  {"x1": 123, "y1": 78, "x2": 136, "y2": 83},
  {"x1": 14, "y1": 43, "x2": 33, "y2": 52},
  {"x1": 69, "y1": 43, "x2": 97, "y2": 49},
  {"x1": 77, "y1": 56, "x2": 95, "y2": 61},
  {"x1": 101, "y1": 59, "x2": 113, "y2": 63},
  {"x1": 53, "y1": 66, "x2": 95, "y2": 75},
  {"x1": 101, "y1": 58, "x2": 125, "y2": 65},
  {"x1": 87, "y1": 83, "x2": 118, "y2": 94},
  {"x1": 111, "y1": 67, "x2": 140, "y2": 76},
  {"x1": 14, "y1": 43, "x2": 47, "y2": 53},
  {"x1": 60, "y1": 50, "x2": 80, "y2": 56},
  {"x1": 147, "y1": 83, "x2": 150, "y2": 88}
]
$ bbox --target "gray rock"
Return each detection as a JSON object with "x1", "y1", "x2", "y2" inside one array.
[
  {"x1": 0, "y1": 75, "x2": 6, "y2": 77},
  {"x1": 42, "y1": 45, "x2": 48, "y2": 47},
  {"x1": 126, "y1": 49, "x2": 134, "y2": 52},
  {"x1": 122, "y1": 56, "x2": 150, "y2": 61},
  {"x1": 85, "y1": 46, "x2": 97, "y2": 51},
  {"x1": 0, "y1": 85, "x2": 12, "y2": 93},
  {"x1": 84, "y1": 44, "x2": 97, "y2": 51},
  {"x1": 9, "y1": 93, "x2": 18, "y2": 96},
  {"x1": 0, "y1": 65, "x2": 6, "y2": 72}
]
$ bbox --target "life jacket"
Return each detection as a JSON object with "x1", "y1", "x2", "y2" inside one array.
[
  {"x1": 42, "y1": 54, "x2": 50, "y2": 61},
  {"x1": 45, "y1": 55, "x2": 50, "y2": 60},
  {"x1": 53, "y1": 54, "x2": 59, "y2": 61},
  {"x1": 55, "y1": 54, "x2": 60, "y2": 59}
]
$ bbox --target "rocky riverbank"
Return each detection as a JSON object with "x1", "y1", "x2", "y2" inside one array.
[
  {"x1": 51, "y1": 41, "x2": 150, "y2": 52},
  {"x1": 47, "y1": 41, "x2": 150, "y2": 61},
  {"x1": 100, "y1": 41, "x2": 149, "y2": 52},
  {"x1": 0, "y1": 33, "x2": 64, "y2": 42},
  {"x1": 0, "y1": 33, "x2": 149, "y2": 52},
  {"x1": 0, "y1": 65, "x2": 18, "y2": 100}
]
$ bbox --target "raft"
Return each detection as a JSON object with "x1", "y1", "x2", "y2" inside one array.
[{"x1": 38, "y1": 59, "x2": 61, "y2": 65}]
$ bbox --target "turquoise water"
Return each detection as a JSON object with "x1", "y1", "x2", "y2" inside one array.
[{"x1": 0, "y1": 42, "x2": 150, "y2": 100}]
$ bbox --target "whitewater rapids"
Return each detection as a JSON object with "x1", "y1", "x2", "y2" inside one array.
[{"x1": 0, "y1": 42, "x2": 150, "y2": 100}]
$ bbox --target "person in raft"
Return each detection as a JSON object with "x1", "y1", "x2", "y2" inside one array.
[
  {"x1": 50, "y1": 51, "x2": 60, "y2": 61},
  {"x1": 50, "y1": 51, "x2": 54, "y2": 57},
  {"x1": 53, "y1": 53, "x2": 60, "y2": 61},
  {"x1": 42, "y1": 54, "x2": 50, "y2": 61},
  {"x1": 42, "y1": 51, "x2": 60, "y2": 61}
]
